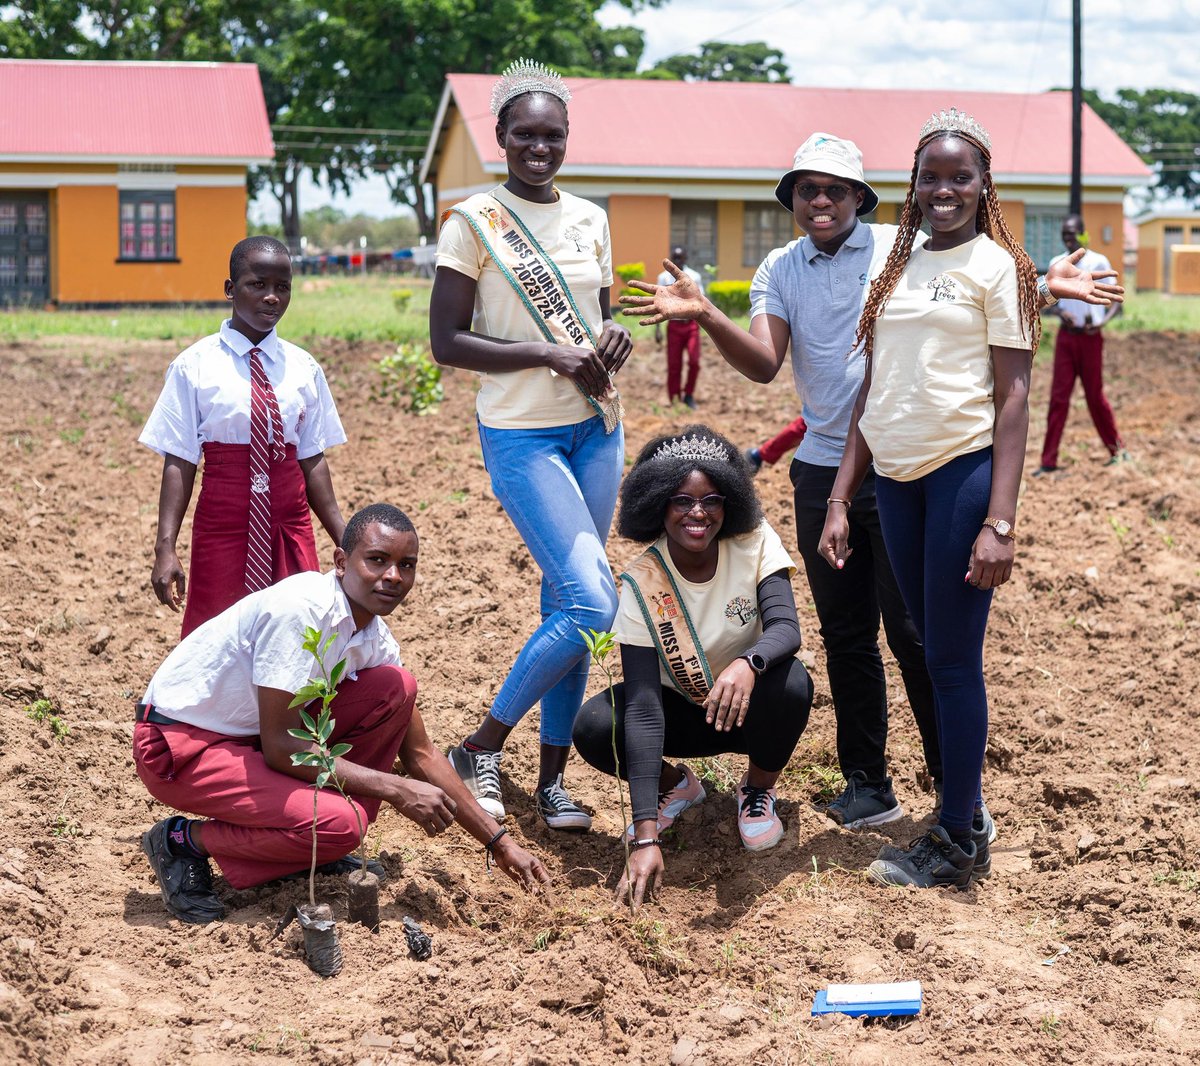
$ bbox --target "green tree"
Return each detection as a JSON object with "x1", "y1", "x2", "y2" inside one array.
[
  {"x1": 1084, "y1": 88, "x2": 1200, "y2": 202},
  {"x1": 649, "y1": 40, "x2": 790, "y2": 83}
]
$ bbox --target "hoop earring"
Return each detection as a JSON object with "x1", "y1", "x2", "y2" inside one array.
[{"x1": 497, "y1": 147, "x2": 506, "y2": 157}]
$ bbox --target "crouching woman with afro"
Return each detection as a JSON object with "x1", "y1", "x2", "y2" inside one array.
[{"x1": 573, "y1": 425, "x2": 812, "y2": 906}]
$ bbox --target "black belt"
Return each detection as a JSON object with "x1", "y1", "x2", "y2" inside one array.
[{"x1": 135, "y1": 703, "x2": 181, "y2": 726}]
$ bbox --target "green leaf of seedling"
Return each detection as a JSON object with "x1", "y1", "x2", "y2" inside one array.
[
  {"x1": 322, "y1": 633, "x2": 337, "y2": 656},
  {"x1": 291, "y1": 752, "x2": 319, "y2": 766},
  {"x1": 315, "y1": 771, "x2": 332, "y2": 789},
  {"x1": 330, "y1": 659, "x2": 346, "y2": 688},
  {"x1": 320, "y1": 720, "x2": 334, "y2": 743},
  {"x1": 299, "y1": 708, "x2": 318, "y2": 734},
  {"x1": 287, "y1": 728, "x2": 313, "y2": 741},
  {"x1": 329, "y1": 742, "x2": 352, "y2": 758}
]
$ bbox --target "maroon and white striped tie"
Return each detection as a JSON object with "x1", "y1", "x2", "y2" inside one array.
[{"x1": 246, "y1": 347, "x2": 286, "y2": 593}]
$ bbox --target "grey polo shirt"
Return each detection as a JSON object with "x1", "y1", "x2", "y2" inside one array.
[{"x1": 750, "y1": 220, "x2": 896, "y2": 467}]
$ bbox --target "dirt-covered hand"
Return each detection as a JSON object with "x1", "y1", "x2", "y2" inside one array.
[
  {"x1": 619, "y1": 259, "x2": 705, "y2": 326},
  {"x1": 151, "y1": 548, "x2": 186, "y2": 611},
  {"x1": 616, "y1": 845, "x2": 663, "y2": 909},
  {"x1": 1046, "y1": 247, "x2": 1124, "y2": 306},
  {"x1": 966, "y1": 527, "x2": 1015, "y2": 590},
  {"x1": 491, "y1": 838, "x2": 552, "y2": 893},
  {"x1": 543, "y1": 342, "x2": 611, "y2": 398},
  {"x1": 595, "y1": 322, "x2": 633, "y2": 375},
  {"x1": 703, "y1": 658, "x2": 756, "y2": 732},
  {"x1": 392, "y1": 778, "x2": 458, "y2": 836}
]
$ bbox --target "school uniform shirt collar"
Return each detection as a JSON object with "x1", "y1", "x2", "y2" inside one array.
[
  {"x1": 327, "y1": 571, "x2": 390, "y2": 657},
  {"x1": 802, "y1": 219, "x2": 870, "y2": 262},
  {"x1": 219, "y1": 319, "x2": 282, "y2": 365}
]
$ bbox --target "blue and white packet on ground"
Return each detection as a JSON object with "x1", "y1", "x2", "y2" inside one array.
[{"x1": 811, "y1": 980, "x2": 923, "y2": 1018}]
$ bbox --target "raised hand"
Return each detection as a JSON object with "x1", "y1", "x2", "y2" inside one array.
[
  {"x1": 1046, "y1": 247, "x2": 1125, "y2": 306},
  {"x1": 619, "y1": 259, "x2": 706, "y2": 325}
]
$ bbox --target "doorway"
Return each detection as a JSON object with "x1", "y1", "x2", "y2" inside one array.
[{"x1": 0, "y1": 193, "x2": 50, "y2": 305}]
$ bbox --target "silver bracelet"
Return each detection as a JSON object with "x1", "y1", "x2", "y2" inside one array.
[{"x1": 1037, "y1": 274, "x2": 1058, "y2": 306}]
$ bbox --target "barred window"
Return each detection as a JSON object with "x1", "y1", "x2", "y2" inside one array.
[
  {"x1": 119, "y1": 191, "x2": 176, "y2": 261},
  {"x1": 743, "y1": 203, "x2": 794, "y2": 267}
]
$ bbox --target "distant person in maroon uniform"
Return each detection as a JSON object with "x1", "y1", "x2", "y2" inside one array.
[
  {"x1": 656, "y1": 247, "x2": 704, "y2": 408},
  {"x1": 1034, "y1": 215, "x2": 1129, "y2": 475},
  {"x1": 139, "y1": 237, "x2": 347, "y2": 637}
]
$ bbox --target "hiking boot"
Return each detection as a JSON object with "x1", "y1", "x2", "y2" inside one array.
[
  {"x1": 448, "y1": 744, "x2": 505, "y2": 820},
  {"x1": 736, "y1": 775, "x2": 784, "y2": 852},
  {"x1": 881, "y1": 792, "x2": 995, "y2": 862},
  {"x1": 743, "y1": 447, "x2": 763, "y2": 475},
  {"x1": 867, "y1": 826, "x2": 975, "y2": 890},
  {"x1": 534, "y1": 774, "x2": 592, "y2": 831},
  {"x1": 625, "y1": 763, "x2": 706, "y2": 838},
  {"x1": 141, "y1": 819, "x2": 225, "y2": 924},
  {"x1": 826, "y1": 770, "x2": 903, "y2": 829}
]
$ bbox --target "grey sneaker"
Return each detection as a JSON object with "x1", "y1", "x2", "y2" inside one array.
[
  {"x1": 448, "y1": 744, "x2": 505, "y2": 821},
  {"x1": 880, "y1": 796, "x2": 996, "y2": 863},
  {"x1": 535, "y1": 774, "x2": 592, "y2": 831},
  {"x1": 868, "y1": 826, "x2": 975, "y2": 890},
  {"x1": 826, "y1": 771, "x2": 902, "y2": 829},
  {"x1": 141, "y1": 819, "x2": 225, "y2": 924}
]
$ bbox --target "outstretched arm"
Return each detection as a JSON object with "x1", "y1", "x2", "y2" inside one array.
[
  {"x1": 1044, "y1": 247, "x2": 1125, "y2": 307},
  {"x1": 621, "y1": 259, "x2": 790, "y2": 382}
]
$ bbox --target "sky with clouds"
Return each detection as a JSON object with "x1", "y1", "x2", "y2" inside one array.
[{"x1": 255, "y1": 0, "x2": 1198, "y2": 225}]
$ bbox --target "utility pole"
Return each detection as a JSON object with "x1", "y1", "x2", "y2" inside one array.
[{"x1": 1070, "y1": 0, "x2": 1083, "y2": 216}]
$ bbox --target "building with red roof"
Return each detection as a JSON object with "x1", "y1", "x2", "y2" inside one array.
[
  {"x1": 422, "y1": 74, "x2": 1150, "y2": 281},
  {"x1": 0, "y1": 59, "x2": 273, "y2": 305}
]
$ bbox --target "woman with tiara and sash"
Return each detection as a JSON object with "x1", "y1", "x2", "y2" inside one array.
[
  {"x1": 572, "y1": 426, "x2": 813, "y2": 907},
  {"x1": 430, "y1": 59, "x2": 633, "y2": 832}
]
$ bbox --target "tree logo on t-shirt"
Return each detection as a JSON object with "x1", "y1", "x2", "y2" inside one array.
[
  {"x1": 725, "y1": 596, "x2": 757, "y2": 626},
  {"x1": 927, "y1": 273, "x2": 958, "y2": 302},
  {"x1": 563, "y1": 225, "x2": 586, "y2": 253}
]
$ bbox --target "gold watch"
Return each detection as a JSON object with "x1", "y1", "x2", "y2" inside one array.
[{"x1": 983, "y1": 517, "x2": 1016, "y2": 540}]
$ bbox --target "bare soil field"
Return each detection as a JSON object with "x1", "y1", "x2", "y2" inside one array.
[{"x1": 1, "y1": 325, "x2": 1198, "y2": 1065}]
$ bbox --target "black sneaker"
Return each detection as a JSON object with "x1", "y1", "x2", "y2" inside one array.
[
  {"x1": 880, "y1": 794, "x2": 995, "y2": 862},
  {"x1": 535, "y1": 774, "x2": 592, "y2": 831},
  {"x1": 1031, "y1": 465, "x2": 1062, "y2": 478},
  {"x1": 826, "y1": 770, "x2": 903, "y2": 829},
  {"x1": 448, "y1": 744, "x2": 505, "y2": 820},
  {"x1": 141, "y1": 819, "x2": 225, "y2": 924},
  {"x1": 868, "y1": 826, "x2": 975, "y2": 890},
  {"x1": 742, "y1": 447, "x2": 763, "y2": 475},
  {"x1": 683, "y1": 394, "x2": 698, "y2": 409}
]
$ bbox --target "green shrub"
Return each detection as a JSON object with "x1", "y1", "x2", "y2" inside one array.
[
  {"x1": 375, "y1": 342, "x2": 444, "y2": 414},
  {"x1": 615, "y1": 262, "x2": 646, "y2": 285},
  {"x1": 392, "y1": 288, "x2": 414, "y2": 313},
  {"x1": 706, "y1": 280, "x2": 752, "y2": 317}
]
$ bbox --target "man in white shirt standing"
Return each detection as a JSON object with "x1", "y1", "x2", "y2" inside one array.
[
  {"x1": 1035, "y1": 214, "x2": 1128, "y2": 474},
  {"x1": 134, "y1": 503, "x2": 549, "y2": 924},
  {"x1": 656, "y1": 246, "x2": 705, "y2": 408}
]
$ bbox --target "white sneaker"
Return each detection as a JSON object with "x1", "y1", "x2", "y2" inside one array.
[
  {"x1": 448, "y1": 744, "x2": 505, "y2": 821},
  {"x1": 535, "y1": 774, "x2": 592, "y2": 831}
]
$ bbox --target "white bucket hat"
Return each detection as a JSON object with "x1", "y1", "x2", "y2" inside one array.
[{"x1": 774, "y1": 132, "x2": 879, "y2": 216}]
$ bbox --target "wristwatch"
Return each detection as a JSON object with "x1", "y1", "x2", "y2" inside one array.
[
  {"x1": 740, "y1": 652, "x2": 767, "y2": 675},
  {"x1": 1036, "y1": 274, "x2": 1058, "y2": 307},
  {"x1": 983, "y1": 517, "x2": 1016, "y2": 540}
]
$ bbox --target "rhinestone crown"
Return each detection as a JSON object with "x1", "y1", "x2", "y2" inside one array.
[
  {"x1": 490, "y1": 58, "x2": 571, "y2": 117},
  {"x1": 919, "y1": 107, "x2": 992, "y2": 152},
  {"x1": 653, "y1": 433, "x2": 731, "y2": 464}
]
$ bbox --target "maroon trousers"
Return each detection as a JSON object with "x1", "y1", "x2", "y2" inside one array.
[
  {"x1": 666, "y1": 320, "x2": 701, "y2": 400},
  {"x1": 133, "y1": 666, "x2": 416, "y2": 889},
  {"x1": 1040, "y1": 328, "x2": 1123, "y2": 469},
  {"x1": 181, "y1": 441, "x2": 319, "y2": 637},
  {"x1": 759, "y1": 415, "x2": 809, "y2": 464}
]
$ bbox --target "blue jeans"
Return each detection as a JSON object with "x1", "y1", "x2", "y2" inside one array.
[
  {"x1": 478, "y1": 415, "x2": 623, "y2": 746},
  {"x1": 875, "y1": 448, "x2": 994, "y2": 836}
]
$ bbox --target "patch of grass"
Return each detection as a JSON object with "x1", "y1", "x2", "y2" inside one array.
[
  {"x1": 59, "y1": 427, "x2": 85, "y2": 445},
  {"x1": 111, "y1": 391, "x2": 144, "y2": 426},
  {"x1": 688, "y1": 755, "x2": 738, "y2": 791},
  {"x1": 1110, "y1": 289, "x2": 1200, "y2": 333},
  {"x1": 627, "y1": 917, "x2": 689, "y2": 975},
  {"x1": 25, "y1": 699, "x2": 70, "y2": 742},
  {"x1": 1038, "y1": 1013, "x2": 1062, "y2": 1038},
  {"x1": 1153, "y1": 869, "x2": 1200, "y2": 892}
]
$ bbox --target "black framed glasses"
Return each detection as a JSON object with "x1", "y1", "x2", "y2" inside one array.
[
  {"x1": 794, "y1": 181, "x2": 854, "y2": 203},
  {"x1": 668, "y1": 493, "x2": 725, "y2": 514}
]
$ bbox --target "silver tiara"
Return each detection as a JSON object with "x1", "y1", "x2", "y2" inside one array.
[
  {"x1": 490, "y1": 58, "x2": 571, "y2": 116},
  {"x1": 654, "y1": 434, "x2": 730, "y2": 464},
  {"x1": 919, "y1": 107, "x2": 992, "y2": 151}
]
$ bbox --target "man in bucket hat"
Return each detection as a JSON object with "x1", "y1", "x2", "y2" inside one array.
[{"x1": 623, "y1": 131, "x2": 1120, "y2": 837}]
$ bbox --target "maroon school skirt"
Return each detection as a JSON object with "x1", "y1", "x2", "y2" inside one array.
[{"x1": 180, "y1": 442, "x2": 319, "y2": 637}]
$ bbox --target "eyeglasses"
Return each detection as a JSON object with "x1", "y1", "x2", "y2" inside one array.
[
  {"x1": 794, "y1": 181, "x2": 855, "y2": 203},
  {"x1": 668, "y1": 494, "x2": 726, "y2": 514}
]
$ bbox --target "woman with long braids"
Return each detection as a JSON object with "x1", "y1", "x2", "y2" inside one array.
[
  {"x1": 429, "y1": 59, "x2": 632, "y2": 831},
  {"x1": 819, "y1": 108, "x2": 1039, "y2": 889}
]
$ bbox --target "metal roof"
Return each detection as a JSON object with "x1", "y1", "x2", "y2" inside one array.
[{"x1": 0, "y1": 59, "x2": 274, "y2": 164}]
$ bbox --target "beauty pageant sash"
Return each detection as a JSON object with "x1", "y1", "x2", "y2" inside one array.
[
  {"x1": 447, "y1": 193, "x2": 623, "y2": 433},
  {"x1": 620, "y1": 546, "x2": 714, "y2": 704}
]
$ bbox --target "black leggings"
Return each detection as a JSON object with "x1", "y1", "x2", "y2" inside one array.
[{"x1": 573, "y1": 658, "x2": 812, "y2": 784}]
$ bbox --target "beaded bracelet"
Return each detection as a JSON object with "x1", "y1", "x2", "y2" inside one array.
[{"x1": 630, "y1": 838, "x2": 661, "y2": 851}]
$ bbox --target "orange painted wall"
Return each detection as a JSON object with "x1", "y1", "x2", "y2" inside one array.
[
  {"x1": 1081, "y1": 203, "x2": 1124, "y2": 284},
  {"x1": 716, "y1": 200, "x2": 749, "y2": 280},
  {"x1": 608, "y1": 195, "x2": 669, "y2": 282},
  {"x1": 53, "y1": 184, "x2": 246, "y2": 303}
]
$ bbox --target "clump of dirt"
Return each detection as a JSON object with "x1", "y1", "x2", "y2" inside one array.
[{"x1": 0, "y1": 329, "x2": 1197, "y2": 1064}]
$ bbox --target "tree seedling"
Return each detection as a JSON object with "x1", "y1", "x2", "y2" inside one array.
[
  {"x1": 25, "y1": 698, "x2": 69, "y2": 742},
  {"x1": 580, "y1": 628, "x2": 634, "y2": 915}
]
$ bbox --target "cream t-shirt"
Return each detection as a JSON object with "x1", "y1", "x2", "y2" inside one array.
[
  {"x1": 614, "y1": 521, "x2": 796, "y2": 699},
  {"x1": 858, "y1": 234, "x2": 1030, "y2": 481},
  {"x1": 435, "y1": 185, "x2": 613, "y2": 429}
]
